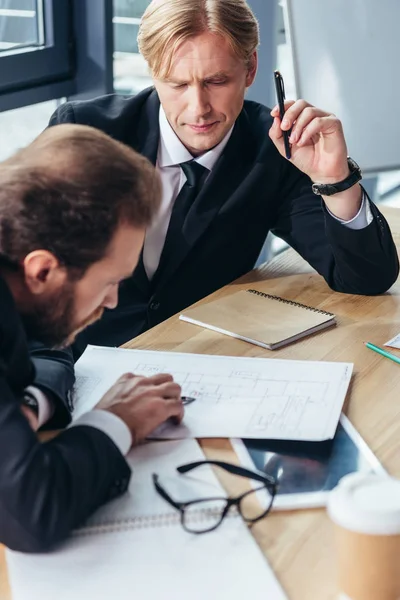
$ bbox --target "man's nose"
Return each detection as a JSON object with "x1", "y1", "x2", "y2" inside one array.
[
  {"x1": 189, "y1": 85, "x2": 211, "y2": 118},
  {"x1": 102, "y1": 285, "x2": 119, "y2": 310}
]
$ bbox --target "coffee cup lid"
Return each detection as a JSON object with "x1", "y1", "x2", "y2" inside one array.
[{"x1": 327, "y1": 473, "x2": 400, "y2": 535}]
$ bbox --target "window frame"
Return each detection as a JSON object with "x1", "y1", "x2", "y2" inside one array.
[
  {"x1": 0, "y1": 0, "x2": 72, "y2": 97},
  {"x1": 0, "y1": 0, "x2": 118, "y2": 112}
]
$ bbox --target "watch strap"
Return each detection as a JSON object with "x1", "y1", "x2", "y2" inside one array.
[{"x1": 312, "y1": 157, "x2": 362, "y2": 196}]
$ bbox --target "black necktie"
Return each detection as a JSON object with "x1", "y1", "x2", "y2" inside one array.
[
  {"x1": 155, "y1": 160, "x2": 209, "y2": 277},
  {"x1": 174, "y1": 160, "x2": 209, "y2": 224}
]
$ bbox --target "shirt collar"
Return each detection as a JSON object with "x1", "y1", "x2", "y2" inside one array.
[{"x1": 158, "y1": 106, "x2": 234, "y2": 171}]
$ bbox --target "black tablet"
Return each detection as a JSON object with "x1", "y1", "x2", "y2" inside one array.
[{"x1": 232, "y1": 414, "x2": 386, "y2": 510}]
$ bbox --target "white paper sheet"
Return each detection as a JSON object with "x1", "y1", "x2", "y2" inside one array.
[
  {"x1": 73, "y1": 346, "x2": 353, "y2": 442},
  {"x1": 7, "y1": 439, "x2": 287, "y2": 600},
  {"x1": 7, "y1": 519, "x2": 287, "y2": 600},
  {"x1": 385, "y1": 333, "x2": 400, "y2": 349}
]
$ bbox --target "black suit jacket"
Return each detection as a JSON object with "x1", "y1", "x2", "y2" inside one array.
[
  {"x1": 48, "y1": 87, "x2": 398, "y2": 354},
  {"x1": 0, "y1": 276, "x2": 130, "y2": 552}
]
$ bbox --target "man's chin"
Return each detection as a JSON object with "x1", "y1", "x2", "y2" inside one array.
[
  {"x1": 68, "y1": 308, "x2": 105, "y2": 345},
  {"x1": 180, "y1": 126, "x2": 226, "y2": 155},
  {"x1": 52, "y1": 308, "x2": 105, "y2": 349}
]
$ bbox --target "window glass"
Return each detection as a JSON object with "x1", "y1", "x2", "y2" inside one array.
[
  {"x1": 113, "y1": 0, "x2": 152, "y2": 95},
  {"x1": 0, "y1": 99, "x2": 62, "y2": 161},
  {"x1": 0, "y1": 0, "x2": 43, "y2": 53}
]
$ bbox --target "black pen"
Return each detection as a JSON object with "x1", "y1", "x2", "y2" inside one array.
[
  {"x1": 274, "y1": 70, "x2": 291, "y2": 160},
  {"x1": 181, "y1": 396, "x2": 196, "y2": 406}
]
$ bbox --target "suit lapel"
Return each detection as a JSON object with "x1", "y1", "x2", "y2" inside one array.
[
  {"x1": 128, "y1": 90, "x2": 161, "y2": 296},
  {"x1": 132, "y1": 248, "x2": 151, "y2": 296},
  {"x1": 152, "y1": 108, "x2": 257, "y2": 291},
  {"x1": 133, "y1": 89, "x2": 161, "y2": 166}
]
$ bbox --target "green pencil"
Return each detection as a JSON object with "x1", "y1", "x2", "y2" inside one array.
[{"x1": 364, "y1": 341, "x2": 400, "y2": 365}]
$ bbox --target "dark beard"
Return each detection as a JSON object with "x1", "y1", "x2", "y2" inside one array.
[
  {"x1": 21, "y1": 284, "x2": 76, "y2": 349},
  {"x1": 21, "y1": 286, "x2": 104, "y2": 349}
]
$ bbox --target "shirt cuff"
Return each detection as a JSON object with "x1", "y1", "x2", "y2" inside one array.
[
  {"x1": 325, "y1": 193, "x2": 373, "y2": 230},
  {"x1": 69, "y1": 410, "x2": 132, "y2": 456},
  {"x1": 25, "y1": 385, "x2": 55, "y2": 429}
]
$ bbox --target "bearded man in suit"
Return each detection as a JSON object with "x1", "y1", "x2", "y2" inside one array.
[{"x1": 0, "y1": 124, "x2": 183, "y2": 551}]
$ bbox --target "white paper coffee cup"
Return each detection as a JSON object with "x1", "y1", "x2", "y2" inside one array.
[{"x1": 328, "y1": 473, "x2": 400, "y2": 600}]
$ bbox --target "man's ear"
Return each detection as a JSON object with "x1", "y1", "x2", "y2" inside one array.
[
  {"x1": 22, "y1": 250, "x2": 67, "y2": 295},
  {"x1": 246, "y1": 51, "x2": 258, "y2": 88}
]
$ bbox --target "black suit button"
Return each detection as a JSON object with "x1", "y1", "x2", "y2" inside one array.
[
  {"x1": 149, "y1": 301, "x2": 160, "y2": 311},
  {"x1": 108, "y1": 478, "x2": 127, "y2": 498},
  {"x1": 120, "y1": 478, "x2": 129, "y2": 492}
]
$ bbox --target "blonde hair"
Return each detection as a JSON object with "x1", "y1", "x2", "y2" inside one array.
[{"x1": 138, "y1": 0, "x2": 260, "y2": 78}]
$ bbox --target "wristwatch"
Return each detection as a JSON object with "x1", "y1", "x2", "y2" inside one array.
[
  {"x1": 23, "y1": 391, "x2": 39, "y2": 416},
  {"x1": 311, "y1": 157, "x2": 362, "y2": 196}
]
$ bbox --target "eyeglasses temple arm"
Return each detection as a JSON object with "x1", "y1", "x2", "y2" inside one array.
[
  {"x1": 177, "y1": 460, "x2": 276, "y2": 487},
  {"x1": 152, "y1": 473, "x2": 183, "y2": 510}
]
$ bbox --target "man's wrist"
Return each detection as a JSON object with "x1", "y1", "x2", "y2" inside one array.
[
  {"x1": 22, "y1": 391, "x2": 39, "y2": 415},
  {"x1": 25, "y1": 385, "x2": 55, "y2": 428},
  {"x1": 309, "y1": 156, "x2": 350, "y2": 185},
  {"x1": 311, "y1": 157, "x2": 362, "y2": 196}
]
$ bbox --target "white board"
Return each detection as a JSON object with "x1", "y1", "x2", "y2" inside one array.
[{"x1": 284, "y1": 0, "x2": 400, "y2": 173}]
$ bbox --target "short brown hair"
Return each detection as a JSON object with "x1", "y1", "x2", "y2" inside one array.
[
  {"x1": 138, "y1": 0, "x2": 260, "y2": 79},
  {"x1": 0, "y1": 124, "x2": 160, "y2": 276}
]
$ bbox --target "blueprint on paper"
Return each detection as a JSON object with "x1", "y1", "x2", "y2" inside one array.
[{"x1": 73, "y1": 346, "x2": 353, "y2": 442}]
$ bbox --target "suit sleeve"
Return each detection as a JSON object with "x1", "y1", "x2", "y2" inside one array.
[
  {"x1": 271, "y1": 159, "x2": 399, "y2": 295},
  {"x1": 28, "y1": 340, "x2": 75, "y2": 429},
  {"x1": 0, "y1": 375, "x2": 131, "y2": 553},
  {"x1": 48, "y1": 102, "x2": 76, "y2": 127}
]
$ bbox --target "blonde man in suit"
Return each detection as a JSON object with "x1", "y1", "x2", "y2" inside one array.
[{"x1": 38, "y1": 0, "x2": 397, "y2": 423}]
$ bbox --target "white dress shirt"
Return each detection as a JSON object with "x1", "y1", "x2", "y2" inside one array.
[
  {"x1": 30, "y1": 105, "x2": 373, "y2": 446},
  {"x1": 143, "y1": 107, "x2": 234, "y2": 279}
]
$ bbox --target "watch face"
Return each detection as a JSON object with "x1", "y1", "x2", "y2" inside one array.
[{"x1": 312, "y1": 183, "x2": 323, "y2": 196}]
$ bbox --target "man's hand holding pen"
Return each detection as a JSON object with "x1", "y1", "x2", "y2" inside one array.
[
  {"x1": 96, "y1": 372, "x2": 184, "y2": 445},
  {"x1": 269, "y1": 99, "x2": 363, "y2": 222}
]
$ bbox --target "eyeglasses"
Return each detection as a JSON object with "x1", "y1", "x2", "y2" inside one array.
[{"x1": 153, "y1": 460, "x2": 277, "y2": 534}]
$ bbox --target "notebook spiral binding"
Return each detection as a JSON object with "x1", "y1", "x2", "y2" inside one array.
[
  {"x1": 246, "y1": 289, "x2": 334, "y2": 317},
  {"x1": 74, "y1": 507, "x2": 239, "y2": 537}
]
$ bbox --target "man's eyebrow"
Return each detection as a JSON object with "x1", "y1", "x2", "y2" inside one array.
[
  {"x1": 165, "y1": 71, "x2": 231, "y2": 84},
  {"x1": 164, "y1": 77, "x2": 188, "y2": 84},
  {"x1": 204, "y1": 71, "x2": 230, "y2": 79}
]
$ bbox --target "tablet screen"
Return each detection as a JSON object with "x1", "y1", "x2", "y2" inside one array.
[{"x1": 232, "y1": 414, "x2": 386, "y2": 510}]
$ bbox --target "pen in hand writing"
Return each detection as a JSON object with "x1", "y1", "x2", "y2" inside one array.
[
  {"x1": 181, "y1": 396, "x2": 196, "y2": 406},
  {"x1": 274, "y1": 70, "x2": 291, "y2": 160},
  {"x1": 169, "y1": 396, "x2": 196, "y2": 426}
]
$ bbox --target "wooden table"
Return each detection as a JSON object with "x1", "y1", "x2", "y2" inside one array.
[{"x1": 2, "y1": 206, "x2": 400, "y2": 599}]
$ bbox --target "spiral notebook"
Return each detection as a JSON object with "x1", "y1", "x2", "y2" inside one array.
[
  {"x1": 180, "y1": 288, "x2": 336, "y2": 350},
  {"x1": 6, "y1": 439, "x2": 287, "y2": 600}
]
